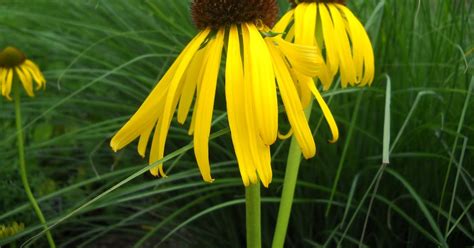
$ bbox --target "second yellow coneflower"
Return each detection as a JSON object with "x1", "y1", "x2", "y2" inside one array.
[
  {"x1": 111, "y1": 0, "x2": 338, "y2": 187},
  {"x1": 276, "y1": 0, "x2": 375, "y2": 89},
  {"x1": 0, "y1": 46, "x2": 46, "y2": 100}
]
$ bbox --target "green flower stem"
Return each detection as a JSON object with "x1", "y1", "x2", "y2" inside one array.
[
  {"x1": 246, "y1": 182, "x2": 261, "y2": 248},
  {"x1": 272, "y1": 101, "x2": 313, "y2": 248},
  {"x1": 13, "y1": 84, "x2": 56, "y2": 248}
]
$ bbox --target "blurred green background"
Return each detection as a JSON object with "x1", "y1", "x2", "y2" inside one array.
[{"x1": 0, "y1": 0, "x2": 472, "y2": 247}]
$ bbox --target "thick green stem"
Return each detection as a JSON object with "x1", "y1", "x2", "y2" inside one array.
[
  {"x1": 246, "y1": 182, "x2": 261, "y2": 248},
  {"x1": 272, "y1": 102, "x2": 313, "y2": 248},
  {"x1": 14, "y1": 85, "x2": 56, "y2": 248}
]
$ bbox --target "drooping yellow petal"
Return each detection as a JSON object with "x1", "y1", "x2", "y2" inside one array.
[
  {"x1": 278, "y1": 129, "x2": 293, "y2": 140},
  {"x1": 19, "y1": 65, "x2": 36, "y2": 92},
  {"x1": 4, "y1": 69, "x2": 13, "y2": 100},
  {"x1": 177, "y1": 45, "x2": 208, "y2": 124},
  {"x1": 273, "y1": 35, "x2": 322, "y2": 106},
  {"x1": 286, "y1": 24, "x2": 296, "y2": 42},
  {"x1": 111, "y1": 85, "x2": 167, "y2": 153},
  {"x1": 268, "y1": 42, "x2": 316, "y2": 158},
  {"x1": 274, "y1": 37, "x2": 324, "y2": 77},
  {"x1": 294, "y1": 2, "x2": 333, "y2": 89},
  {"x1": 286, "y1": 64, "x2": 313, "y2": 107},
  {"x1": 149, "y1": 28, "x2": 212, "y2": 177},
  {"x1": 137, "y1": 99, "x2": 166, "y2": 157},
  {"x1": 246, "y1": 23, "x2": 278, "y2": 145},
  {"x1": 193, "y1": 29, "x2": 225, "y2": 183},
  {"x1": 328, "y1": 4, "x2": 357, "y2": 87},
  {"x1": 318, "y1": 4, "x2": 339, "y2": 77},
  {"x1": 302, "y1": 77, "x2": 339, "y2": 143},
  {"x1": 188, "y1": 101, "x2": 198, "y2": 135},
  {"x1": 294, "y1": 3, "x2": 316, "y2": 46},
  {"x1": 242, "y1": 25, "x2": 272, "y2": 186},
  {"x1": 0, "y1": 68, "x2": 7, "y2": 97},
  {"x1": 273, "y1": 10, "x2": 295, "y2": 34},
  {"x1": 110, "y1": 28, "x2": 211, "y2": 153},
  {"x1": 15, "y1": 67, "x2": 34, "y2": 97},
  {"x1": 225, "y1": 25, "x2": 252, "y2": 186},
  {"x1": 137, "y1": 122, "x2": 154, "y2": 157},
  {"x1": 24, "y1": 60, "x2": 46, "y2": 89},
  {"x1": 337, "y1": 4, "x2": 375, "y2": 85},
  {"x1": 257, "y1": 141, "x2": 272, "y2": 187},
  {"x1": 148, "y1": 118, "x2": 165, "y2": 176},
  {"x1": 187, "y1": 43, "x2": 214, "y2": 136}
]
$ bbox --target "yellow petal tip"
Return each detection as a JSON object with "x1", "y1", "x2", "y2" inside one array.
[
  {"x1": 204, "y1": 178, "x2": 215, "y2": 184},
  {"x1": 149, "y1": 169, "x2": 159, "y2": 177}
]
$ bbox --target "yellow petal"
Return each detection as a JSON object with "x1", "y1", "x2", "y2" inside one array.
[
  {"x1": 0, "y1": 68, "x2": 3, "y2": 85},
  {"x1": 286, "y1": 25, "x2": 296, "y2": 42},
  {"x1": 337, "y1": 4, "x2": 375, "y2": 85},
  {"x1": 110, "y1": 28, "x2": 211, "y2": 153},
  {"x1": 24, "y1": 60, "x2": 46, "y2": 89},
  {"x1": 15, "y1": 67, "x2": 34, "y2": 97},
  {"x1": 273, "y1": 10, "x2": 294, "y2": 34},
  {"x1": 149, "y1": 28, "x2": 213, "y2": 176},
  {"x1": 4, "y1": 69, "x2": 13, "y2": 100},
  {"x1": 328, "y1": 4, "x2": 357, "y2": 87},
  {"x1": 273, "y1": 35, "x2": 321, "y2": 105},
  {"x1": 294, "y1": 3, "x2": 333, "y2": 89},
  {"x1": 242, "y1": 25, "x2": 275, "y2": 186},
  {"x1": 302, "y1": 77, "x2": 339, "y2": 143},
  {"x1": 246, "y1": 23, "x2": 278, "y2": 145},
  {"x1": 226, "y1": 25, "x2": 252, "y2": 186},
  {"x1": 274, "y1": 37, "x2": 324, "y2": 77},
  {"x1": 268, "y1": 42, "x2": 316, "y2": 158},
  {"x1": 137, "y1": 125, "x2": 153, "y2": 157},
  {"x1": 294, "y1": 3, "x2": 316, "y2": 46},
  {"x1": 20, "y1": 65, "x2": 36, "y2": 92},
  {"x1": 278, "y1": 129, "x2": 293, "y2": 140},
  {"x1": 187, "y1": 44, "x2": 214, "y2": 135},
  {"x1": 193, "y1": 28, "x2": 225, "y2": 183},
  {"x1": 0, "y1": 68, "x2": 6, "y2": 97},
  {"x1": 257, "y1": 143, "x2": 272, "y2": 187},
  {"x1": 188, "y1": 101, "x2": 198, "y2": 135},
  {"x1": 318, "y1": 3, "x2": 340, "y2": 77},
  {"x1": 177, "y1": 45, "x2": 208, "y2": 124},
  {"x1": 286, "y1": 65, "x2": 313, "y2": 107}
]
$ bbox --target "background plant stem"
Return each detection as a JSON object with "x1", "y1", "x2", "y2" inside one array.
[
  {"x1": 14, "y1": 83, "x2": 56, "y2": 248},
  {"x1": 272, "y1": 101, "x2": 313, "y2": 248}
]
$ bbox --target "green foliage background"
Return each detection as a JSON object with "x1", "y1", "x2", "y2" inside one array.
[{"x1": 0, "y1": 0, "x2": 472, "y2": 247}]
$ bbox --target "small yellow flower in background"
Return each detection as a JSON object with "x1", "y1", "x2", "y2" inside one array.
[
  {"x1": 111, "y1": 0, "x2": 338, "y2": 187},
  {"x1": 0, "y1": 222, "x2": 25, "y2": 239},
  {"x1": 277, "y1": 0, "x2": 375, "y2": 89},
  {"x1": 0, "y1": 46, "x2": 46, "y2": 100}
]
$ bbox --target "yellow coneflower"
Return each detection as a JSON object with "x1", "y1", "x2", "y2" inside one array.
[
  {"x1": 111, "y1": 0, "x2": 338, "y2": 187},
  {"x1": 0, "y1": 46, "x2": 46, "y2": 100},
  {"x1": 276, "y1": 0, "x2": 375, "y2": 89}
]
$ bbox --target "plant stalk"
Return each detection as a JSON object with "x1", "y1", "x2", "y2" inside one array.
[
  {"x1": 246, "y1": 182, "x2": 261, "y2": 248},
  {"x1": 14, "y1": 84, "x2": 56, "y2": 248},
  {"x1": 272, "y1": 101, "x2": 313, "y2": 248}
]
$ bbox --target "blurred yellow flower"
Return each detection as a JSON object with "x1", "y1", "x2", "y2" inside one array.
[
  {"x1": 0, "y1": 46, "x2": 46, "y2": 100},
  {"x1": 111, "y1": 0, "x2": 338, "y2": 187},
  {"x1": 277, "y1": 0, "x2": 375, "y2": 89},
  {"x1": 0, "y1": 222, "x2": 25, "y2": 239}
]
